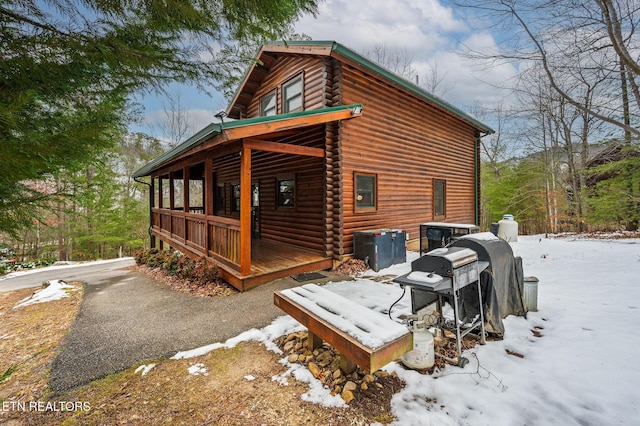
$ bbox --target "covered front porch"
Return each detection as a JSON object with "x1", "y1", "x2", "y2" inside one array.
[
  {"x1": 139, "y1": 105, "x2": 363, "y2": 291},
  {"x1": 151, "y1": 209, "x2": 332, "y2": 290}
]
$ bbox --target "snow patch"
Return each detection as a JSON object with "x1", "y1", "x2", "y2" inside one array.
[
  {"x1": 188, "y1": 363, "x2": 208, "y2": 376},
  {"x1": 13, "y1": 280, "x2": 76, "y2": 308},
  {"x1": 134, "y1": 364, "x2": 156, "y2": 376}
]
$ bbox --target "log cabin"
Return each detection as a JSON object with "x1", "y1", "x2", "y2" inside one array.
[{"x1": 133, "y1": 40, "x2": 494, "y2": 291}]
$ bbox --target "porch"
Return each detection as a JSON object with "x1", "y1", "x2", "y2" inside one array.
[
  {"x1": 137, "y1": 105, "x2": 363, "y2": 291},
  {"x1": 151, "y1": 209, "x2": 332, "y2": 291}
]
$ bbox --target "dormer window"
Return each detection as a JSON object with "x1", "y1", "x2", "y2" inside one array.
[
  {"x1": 260, "y1": 89, "x2": 277, "y2": 116},
  {"x1": 283, "y1": 74, "x2": 303, "y2": 113}
]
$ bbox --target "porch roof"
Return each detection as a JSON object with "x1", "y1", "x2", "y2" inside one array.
[{"x1": 133, "y1": 103, "x2": 363, "y2": 178}]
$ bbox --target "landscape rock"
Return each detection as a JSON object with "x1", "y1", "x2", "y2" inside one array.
[
  {"x1": 308, "y1": 362, "x2": 321, "y2": 379},
  {"x1": 283, "y1": 341, "x2": 295, "y2": 353},
  {"x1": 343, "y1": 381, "x2": 357, "y2": 392},
  {"x1": 341, "y1": 390, "x2": 355, "y2": 403},
  {"x1": 275, "y1": 330, "x2": 413, "y2": 404}
]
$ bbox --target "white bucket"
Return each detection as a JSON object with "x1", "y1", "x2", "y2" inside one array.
[
  {"x1": 524, "y1": 276, "x2": 539, "y2": 312},
  {"x1": 400, "y1": 324, "x2": 434, "y2": 370},
  {"x1": 498, "y1": 214, "x2": 518, "y2": 242}
]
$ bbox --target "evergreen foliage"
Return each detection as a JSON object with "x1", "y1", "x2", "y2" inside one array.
[
  {"x1": 481, "y1": 158, "x2": 552, "y2": 234},
  {"x1": 584, "y1": 144, "x2": 640, "y2": 230},
  {"x1": 0, "y1": 0, "x2": 318, "y2": 237}
]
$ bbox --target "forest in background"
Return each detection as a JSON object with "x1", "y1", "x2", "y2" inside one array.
[{"x1": 1, "y1": 0, "x2": 638, "y2": 264}]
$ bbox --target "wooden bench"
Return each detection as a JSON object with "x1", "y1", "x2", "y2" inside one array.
[{"x1": 274, "y1": 284, "x2": 413, "y2": 373}]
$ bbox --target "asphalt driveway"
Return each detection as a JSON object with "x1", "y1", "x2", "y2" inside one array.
[{"x1": 48, "y1": 265, "x2": 345, "y2": 394}]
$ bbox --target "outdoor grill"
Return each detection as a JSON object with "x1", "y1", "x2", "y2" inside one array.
[
  {"x1": 393, "y1": 246, "x2": 488, "y2": 366},
  {"x1": 410, "y1": 247, "x2": 480, "y2": 291}
]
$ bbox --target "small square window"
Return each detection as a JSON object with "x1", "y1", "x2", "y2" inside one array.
[
  {"x1": 355, "y1": 173, "x2": 376, "y2": 210},
  {"x1": 261, "y1": 90, "x2": 277, "y2": 116},
  {"x1": 277, "y1": 178, "x2": 295, "y2": 207},
  {"x1": 434, "y1": 179, "x2": 446, "y2": 217},
  {"x1": 283, "y1": 75, "x2": 303, "y2": 113}
]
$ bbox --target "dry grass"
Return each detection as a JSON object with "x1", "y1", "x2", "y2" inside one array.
[
  {"x1": 0, "y1": 283, "x2": 83, "y2": 425},
  {"x1": 0, "y1": 284, "x2": 400, "y2": 426}
]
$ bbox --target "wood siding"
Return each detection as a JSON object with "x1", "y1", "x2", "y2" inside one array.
[
  {"x1": 339, "y1": 63, "x2": 479, "y2": 256},
  {"x1": 148, "y1": 46, "x2": 483, "y2": 279},
  {"x1": 244, "y1": 55, "x2": 326, "y2": 118},
  {"x1": 213, "y1": 126, "x2": 326, "y2": 252}
]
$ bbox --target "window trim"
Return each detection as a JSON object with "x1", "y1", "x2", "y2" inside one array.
[
  {"x1": 260, "y1": 89, "x2": 277, "y2": 116},
  {"x1": 276, "y1": 176, "x2": 296, "y2": 209},
  {"x1": 354, "y1": 172, "x2": 377, "y2": 213},
  {"x1": 282, "y1": 73, "x2": 304, "y2": 113},
  {"x1": 433, "y1": 179, "x2": 446, "y2": 218}
]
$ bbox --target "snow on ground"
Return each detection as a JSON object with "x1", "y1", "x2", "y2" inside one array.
[
  {"x1": 187, "y1": 363, "x2": 208, "y2": 376},
  {"x1": 13, "y1": 280, "x2": 77, "y2": 308},
  {"x1": 134, "y1": 364, "x2": 156, "y2": 376},
  {"x1": 12, "y1": 236, "x2": 638, "y2": 424},
  {"x1": 169, "y1": 234, "x2": 640, "y2": 425}
]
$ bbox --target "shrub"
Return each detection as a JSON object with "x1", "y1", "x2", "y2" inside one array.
[{"x1": 133, "y1": 249, "x2": 218, "y2": 284}]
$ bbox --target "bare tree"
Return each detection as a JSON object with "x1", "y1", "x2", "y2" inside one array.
[
  {"x1": 364, "y1": 44, "x2": 417, "y2": 81},
  {"x1": 364, "y1": 44, "x2": 455, "y2": 97},
  {"x1": 454, "y1": 0, "x2": 640, "y2": 137},
  {"x1": 421, "y1": 62, "x2": 455, "y2": 98},
  {"x1": 148, "y1": 92, "x2": 195, "y2": 148}
]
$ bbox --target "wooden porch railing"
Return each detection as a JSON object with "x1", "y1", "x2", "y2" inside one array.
[
  {"x1": 207, "y1": 216, "x2": 241, "y2": 267},
  {"x1": 152, "y1": 208, "x2": 241, "y2": 270}
]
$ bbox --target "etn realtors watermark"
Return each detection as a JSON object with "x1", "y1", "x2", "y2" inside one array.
[{"x1": 1, "y1": 400, "x2": 91, "y2": 412}]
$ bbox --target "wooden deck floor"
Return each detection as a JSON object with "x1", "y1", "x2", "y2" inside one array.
[{"x1": 218, "y1": 239, "x2": 333, "y2": 291}]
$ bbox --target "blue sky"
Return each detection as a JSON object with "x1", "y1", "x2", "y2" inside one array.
[{"x1": 133, "y1": 0, "x2": 517, "y2": 140}]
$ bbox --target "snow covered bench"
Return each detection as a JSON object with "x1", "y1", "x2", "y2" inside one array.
[{"x1": 274, "y1": 284, "x2": 413, "y2": 373}]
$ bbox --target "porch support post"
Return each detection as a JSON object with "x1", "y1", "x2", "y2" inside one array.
[{"x1": 240, "y1": 147, "x2": 252, "y2": 276}]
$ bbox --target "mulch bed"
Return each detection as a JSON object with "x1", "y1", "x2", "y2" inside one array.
[{"x1": 134, "y1": 265, "x2": 237, "y2": 298}]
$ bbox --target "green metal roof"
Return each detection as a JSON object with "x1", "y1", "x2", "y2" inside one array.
[
  {"x1": 135, "y1": 41, "x2": 494, "y2": 178},
  {"x1": 260, "y1": 41, "x2": 494, "y2": 134},
  {"x1": 132, "y1": 104, "x2": 362, "y2": 178}
]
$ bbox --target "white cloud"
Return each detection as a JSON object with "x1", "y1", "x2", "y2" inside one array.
[
  {"x1": 134, "y1": 0, "x2": 517, "y2": 139},
  {"x1": 296, "y1": 0, "x2": 466, "y2": 56},
  {"x1": 296, "y1": 1, "x2": 516, "y2": 110}
]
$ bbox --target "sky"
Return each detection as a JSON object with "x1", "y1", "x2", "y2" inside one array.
[
  {"x1": 10, "y1": 233, "x2": 639, "y2": 424},
  {"x1": 134, "y1": 0, "x2": 517, "y2": 140}
]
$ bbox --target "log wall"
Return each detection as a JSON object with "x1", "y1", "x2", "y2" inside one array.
[
  {"x1": 213, "y1": 126, "x2": 326, "y2": 252},
  {"x1": 246, "y1": 55, "x2": 326, "y2": 116},
  {"x1": 338, "y1": 63, "x2": 479, "y2": 256}
]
